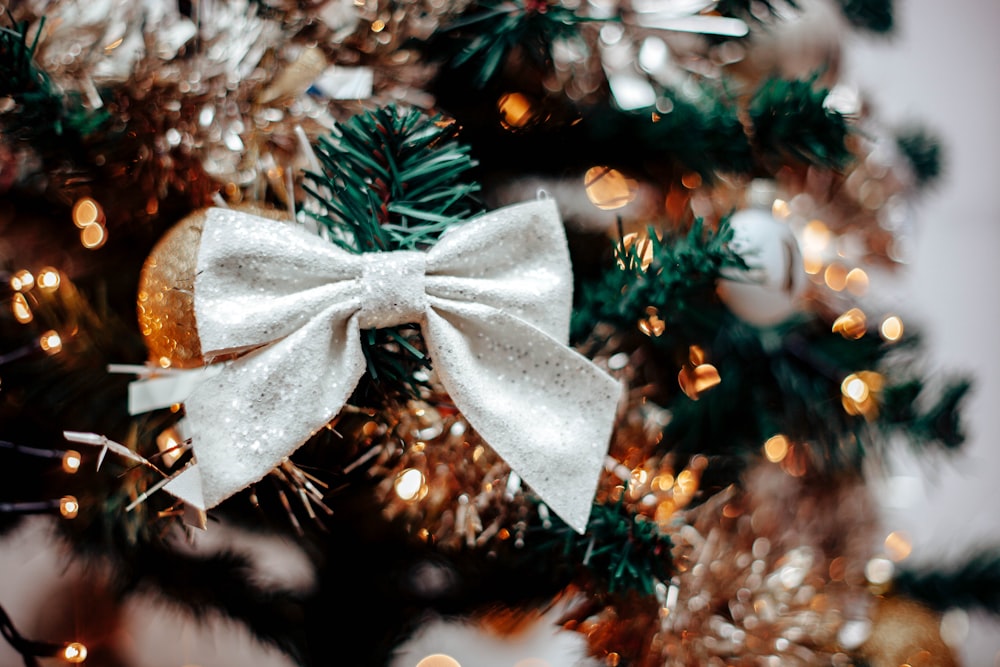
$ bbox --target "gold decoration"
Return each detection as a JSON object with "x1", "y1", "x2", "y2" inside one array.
[
  {"x1": 832, "y1": 307, "x2": 868, "y2": 339},
  {"x1": 137, "y1": 210, "x2": 206, "y2": 368},
  {"x1": 138, "y1": 205, "x2": 289, "y2": 368},
  {"x1": 858, "y1": 597, "x2": 958, "y2": 667}
]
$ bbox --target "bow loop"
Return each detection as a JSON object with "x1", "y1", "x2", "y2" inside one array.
[{"x1": 165, "y1": 200, "x2": 620, "y2": 533}]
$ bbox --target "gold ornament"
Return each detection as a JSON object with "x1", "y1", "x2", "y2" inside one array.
[
  {"x1": 137, "y1": 205, "x2": 289, "y2": 368},
  {"x1": 858, "y1": 597, "x2": 958, "y2": 667}
]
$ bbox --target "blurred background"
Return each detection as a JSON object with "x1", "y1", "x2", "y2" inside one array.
[{"x1": 845, "y1": 1, "x2": 1000, "y2": 663}]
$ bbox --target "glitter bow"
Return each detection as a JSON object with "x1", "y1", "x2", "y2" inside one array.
[{"x1": 164, "y1": 200, "x2": 620, "y2": 533}]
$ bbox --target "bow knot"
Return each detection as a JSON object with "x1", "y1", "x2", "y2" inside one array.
[
  {"x1": 358, "y1": 251, "x2": 427, "y2": 329},
  {"x1": 164, "y1": 200, "x2": 621, "y2": 533}
]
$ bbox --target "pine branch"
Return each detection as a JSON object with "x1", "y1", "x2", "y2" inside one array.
[
  {"x1": 894, "y1": 548, "x2": 1000, "y2": 615},
  {"x1": 429, "y1": 0, "x2": 604, "y2": 88},
  {"x1": 882, "y1": 377, "x2": 971, "y2": 451},
  {"x1": 749, "y1": 76, "x2": 852, "y2": 170},
  {"x1": 572, "y1": 217, "x2": 745, "y2": 345},
  {"x1": 896, "y1": 124, "x2": 944, "y2": 188},
  {"x1": 0, "y1": 17, "x2": 108, "y2": 150},
  {"x1": 715, "y1": 0, "x2": 798, "y2": 21},
  {"x1": 117, "y1": 544, "x2": 308, "y2": 666},
  {"x1": 836, "y1": 0, "x2": 894, "y2": 34},
  {"x1": 532, "y1": 500, "x2": 673, "y2": 595}
]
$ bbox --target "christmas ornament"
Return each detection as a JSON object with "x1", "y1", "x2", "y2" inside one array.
[
  {"x1": 137, "y1": 210, "x2": 205, "y2": 368},
  {"x1": 717, "y1": 207, "x2": 807, "y2": 326},
  {"x1": 164, "y1": 200, "x2": 621, "y2": 533},
  {"x1": 137, "y1": 205, "x2": 291, "y2": 368},
  {"x1": 857, "y1": 596, "x2": 958, "y2": 667}
]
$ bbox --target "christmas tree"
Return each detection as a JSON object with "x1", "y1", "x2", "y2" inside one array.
[{"x1": 0, "y1": 0, "x2": 997, "y2": 665}]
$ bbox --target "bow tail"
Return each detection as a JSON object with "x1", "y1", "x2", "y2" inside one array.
[
  {"x1": 424, "y1": 305, "x2": 621, "y2": 533},
  {"x1": 165, "y1": 305, "x2": 366, "y2": 509}
]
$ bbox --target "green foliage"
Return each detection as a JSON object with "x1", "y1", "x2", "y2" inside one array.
[
  {"x1": 894, "y1": 548, "x2": 1000, "y2": 615},
  {"x1": 591, "y1": 90, "x2": 755, "y2": 177},
  {"x1": 573, "y1": 226, "x2": 970, "y2": 473},
  {"x1": 749, "y1": 77, "x2": 851, "y2": 169},
  {"x1": 881, "y1": 376, "x2": 970, "y2": 450},
  {"x1": 537, "y1": 499, "x2": 672, "y2": 595},
  {"x1": 715, "y1": 0, "x2": 797, "y2": 20},
  {"x1": 304, "y1": 105, "x2": 481, "y2": 253},
  {"x1": 896, "y1": 125, "x2": 943, "y2": 187},
  {"x1": 572, "y1": 217, "x2": 745, "y2": 344},
  {"x1": 302, "y1": 105, "x2": 482, "y2": 399},
  {"x1": 837, "y1": 0, "x2": 894, "y2": 33},
  {"x1": 433, "y1": 0, "x2": 603, "y2": 88},
  {"x1": 0, "y1": 18, "x2": 107, "y2": 146}
]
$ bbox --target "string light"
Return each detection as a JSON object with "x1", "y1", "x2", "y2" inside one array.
[
  {"x1": 80, "y1": 222, "x2": 107, "y2": 249},
  {"x1": 763, "y1": 434, "x2": 790, "y2": 463},
  {"x1": 416, "y1": 655, "x2": 461, "y2": 667},
  {"x1": 72, "y1": 197, "x2": 104, "y2": 227},
  {"x1": 884, "y1": 530, "x2": 912, "y2": 561},
  {"x1": 11, "y1": 293, "x2": 32, "y2": 324},
  {"x1": 156, "y1": 427, "x2": 186, "y2": 467},
  {"x1": 10, "y1": 269, "x2": 34, "y2": 292},
  {"x1": 497, "y1": 92, "x2": 536, "y2": 129},
  {"x1": 63, "y1": 642, "x2": 88, "y2": 663},
  {"x1": 880, "y1": 315, "x2": 904, "y2": 341},
  {"x1": 39, "y1": 331, "x2": 63, "y2": 355},
  {"x1": 832, "y1": 308, "x2": 867, "y2": 339},
  {"x1": 59, "y1": 496, "x2": 79, "y2": 519},
  {"x1": 771, "y1": 199, "x2": 791, "y2": 219},
  {"x1": 678, "y1": 363, "x2": 721, "y2": 400},
  {"x1": 394, "y1": 468, "x2": 426, "y2": 502},
  {"x1": 841, "y1": 371, "x2": 884, "y2": 419},
  {"x1": 842, "y1": 374, "x2": 869, "y2": 403},
  {"x1": 845, "y1": 267, "x2": 869, "y2": 295},
  {"x1": 37, "y1": 267, "x2": 61, "y2": 292},
  {"x1": 61, "y1": 450, "x2": 82, "y2": 474},
  {"x1": 823, "y1": 263, "x2": 848, "y2": 291},
  {"x1": 584, "y1": 166, "x2": 637, "y2": 210}
]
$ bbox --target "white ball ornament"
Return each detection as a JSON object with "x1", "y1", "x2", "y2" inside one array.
[{"x1": 717, "y1": 208, "x2": 808, "y2": 327}]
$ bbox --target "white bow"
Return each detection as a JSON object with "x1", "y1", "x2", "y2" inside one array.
[{"x1": 164, "y1": 200, "x2": 620, "y2": 533}]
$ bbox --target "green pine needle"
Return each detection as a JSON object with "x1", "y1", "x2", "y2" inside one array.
[
  {"x1": 534, "y1": 499, "x2": 672, "y2": 595},
  {"x1": 896, "y1": 125, "x2": 944, "y2": 187},
  {"x1": 302, "y1": 105, "x2": 482, "y2": 399},
  {"x1": 434, "y1": 0, "x2": 606, "y2": 88},
  {"x1": 0, "y1": 17, "x2": 108, "y2": 145},
  {"x1": 749, "y1": 76, "x2": 852, "y2": 170},
  {"x1": 715, "y1": 0, "x2": 798, "y2": 20},
  {"x1": 837, "y1": 0, "x2": 894, "y2": 33},
  {"x1": 572, "y1": 217, "x2": 746, "y2": 345},
  {"x1": 894, "y1": 547, "x2": 1000, "y2": 615}
]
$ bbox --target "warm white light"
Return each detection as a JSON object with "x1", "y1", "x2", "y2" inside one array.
[
  {"x1": 59, "y1": 496, "x2": 80, "y2": 519},
  {"x1": 39, "y1": 330, "x2": 63, "y2": 354},
  {"x1": 63, "y1": 642, "x2": 88, "y2": 663},
  {"x1": 880, "y1": 315, "x2": 904, "y2": 341},
  {"x1": 11, "y1": 293, "x2": 32, "y2": 323},
  {"x1": 763, "y1": 434, "x2": 789, "y2": 463},
  {"x1": 10, "y1": 269, "x2": 34, "y2": 292},
  {"x1": 416, "y1": 655, "x2": 461, "y2": 667},
  {"x1": 842, "y1": 375, "x2": 869, "y2": 403},
  {"x1": 62, "y1": 450, "x2": 82, "y2": 474},
  {"x1": 37, "y1": 267, "x2": 61, "y2": 291},
  {"x1": 72, "y1": 198, "x2": 103, "y2": 228},
  {"x1": 394, "y1": 468, "x2": 426, "y2": 502},
  {"x1": 80, "y1": 222, "x2": 107, "y2": 250}
]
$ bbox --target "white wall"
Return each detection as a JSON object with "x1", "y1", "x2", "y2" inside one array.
[{"x1": 845, "y1": 1, "x2": 1000, "y2": 663}]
